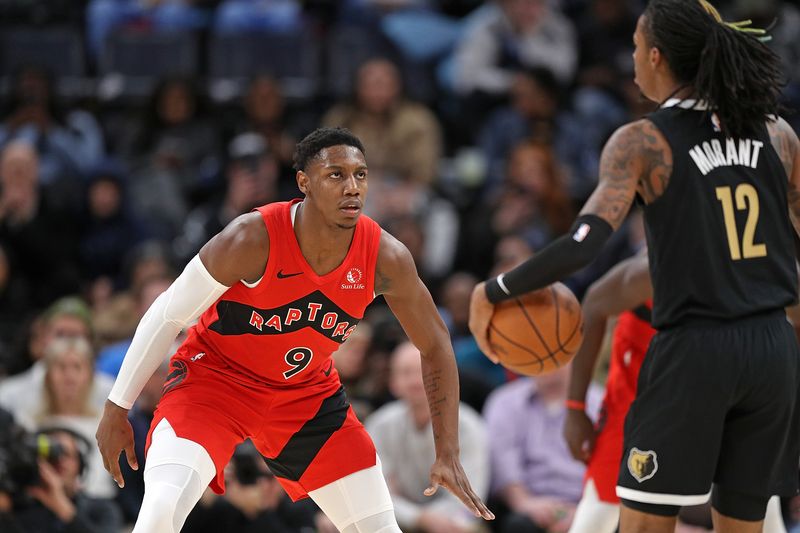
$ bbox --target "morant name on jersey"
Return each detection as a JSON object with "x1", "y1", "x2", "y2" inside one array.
[{"x1": 688, "y1": 138, "x2": 764, "y2": 176}]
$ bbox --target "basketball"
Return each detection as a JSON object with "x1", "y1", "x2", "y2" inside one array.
[{"x1": 488, "y1": 282, "x2": 583, "y2": 376}]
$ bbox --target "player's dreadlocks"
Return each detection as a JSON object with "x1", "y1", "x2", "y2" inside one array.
[
  {"x1": 293, "y1": 127, "x2": 365, "y2": 171},
  {"x1": 643, "y1": 0, "x2": 783, "y2": 138}
]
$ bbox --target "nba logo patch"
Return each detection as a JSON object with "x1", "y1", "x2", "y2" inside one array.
[
  {"x1": 627, "y1": 447, "x2": 658, "y2": 482},
  {"x1": 711, "y1": 113, "x2": 722, "y2": 132},
  {"x1": 572, "y1": 223, "x2": 591, "y2": 242}
]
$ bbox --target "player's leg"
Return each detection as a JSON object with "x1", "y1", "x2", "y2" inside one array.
[
  {"x1": 619, "y1": 504, "x2": 677, "y2": 533},
  {"x1": 132, "y1": 418, "x2": 216, "y2": 533},
  {"x1": 568, "y1": 478, "x2": 620, "y2": 533},
  {"x1": 308, "y1": 455, "x2": 401, "y2": 533},
  {"x1": 764, "y1": 496, "x2": 788, "y2": 533}
]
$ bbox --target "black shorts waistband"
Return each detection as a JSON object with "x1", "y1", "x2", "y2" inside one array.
[{"x1": 660, "y1": 308, "x2": 786, "y2": 331}]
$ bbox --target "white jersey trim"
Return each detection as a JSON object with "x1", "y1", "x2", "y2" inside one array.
[{"x1": 616, "y1": 486, "x2": 711, "y2": 506}]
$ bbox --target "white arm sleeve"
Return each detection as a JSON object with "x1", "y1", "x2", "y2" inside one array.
[{"x1": 108, "y1": 255, "x2": 229, "y2": 409}]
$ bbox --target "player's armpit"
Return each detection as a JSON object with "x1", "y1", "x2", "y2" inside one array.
[
  {"x1": 580, "y1": 120, "x2": 653, "y2": 229},
  {"x1": 199, "y1": 212, "x2": 269, "y2": 287}
]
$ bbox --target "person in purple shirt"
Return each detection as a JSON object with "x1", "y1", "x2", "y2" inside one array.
[{"x1": 484, "y1": 364, "x2": 603, "y2": 533}]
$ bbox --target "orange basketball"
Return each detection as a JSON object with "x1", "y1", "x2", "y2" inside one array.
[{"x1": 488, "y1": 282, "x2": 583, "y2": 376}]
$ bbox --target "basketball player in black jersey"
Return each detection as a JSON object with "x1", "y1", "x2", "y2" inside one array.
[{"x1": 469, "y1": 1, "x2": 800, "y2": 532}]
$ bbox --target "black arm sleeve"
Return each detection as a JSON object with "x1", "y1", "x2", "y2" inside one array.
[{"x1": 485, "y1": 214, "x2": 614, "y2": 303}]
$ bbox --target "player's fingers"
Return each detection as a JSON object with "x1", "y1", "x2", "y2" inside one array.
[
  {"x1": 423, "y1": 483, "x2": 439, "y2": 496},
  {"x1": 108, "y1": 451, "x2": 125, "y2": 488},
  {"x1": 125, "y1": 441, "x2": 139, "y2": 471},
  {"x1": 464, "y1": 484, "x2": 495, "y2": 520}
]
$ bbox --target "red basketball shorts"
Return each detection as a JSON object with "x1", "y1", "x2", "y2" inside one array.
[
  {"x1": 585, "y1": 333, "x2": 647, "y2": 503},
  {"x1": 145, "y1": 348, "x2": 376, "y2": 500}
]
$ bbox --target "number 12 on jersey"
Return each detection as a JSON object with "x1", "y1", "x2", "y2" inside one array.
[{"x1": 715, "y1": 184, "x2": 767, "y2": 260}]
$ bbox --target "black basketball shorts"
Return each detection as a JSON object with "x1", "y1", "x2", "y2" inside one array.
[{"x1": 617, "y1": 310, "x2": 800, "y2": 507}]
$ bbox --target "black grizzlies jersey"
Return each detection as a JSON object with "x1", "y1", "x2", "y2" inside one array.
[{"x1": 643, "y1": 99, "x2": 798, "y2": 329}]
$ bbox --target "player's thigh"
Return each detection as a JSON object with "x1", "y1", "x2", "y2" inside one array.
[
  {"x1": 714, "y1": 317, "x2": 800, "y2": 501},
  {"x1": 619, "y1": 504, "x2": 677, "y2": 533},
  {"x1": 308, "y1": 455, "x2": 398, "y2": 533},
  {"x1": 617, "y1": 329, "x2": 732, "y2": 504}
]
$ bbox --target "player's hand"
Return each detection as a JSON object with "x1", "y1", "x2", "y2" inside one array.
[
  {"x1": 563, "y1": 408, "x2": 597, "y2": 463},
  {"x1": 95, "y1": 400, "x2": 138, "y2": 488},
  {"x1": 425, "y1": 454, "x2": 494, "y2": 521},
  {"x1": 468, "y1": 282, "x2": 498, "y2": 363}
]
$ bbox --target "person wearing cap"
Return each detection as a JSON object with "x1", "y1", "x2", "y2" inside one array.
[{"x1": 172, "y1": 132, "x2": 279, "y2": 265}]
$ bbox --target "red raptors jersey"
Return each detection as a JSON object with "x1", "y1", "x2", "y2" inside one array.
[
  {"x1": 180, "y1": 199, "x2": 381, "y2": 387},
  {"x1": 604, "y1": 300, "x2": 656, "y2": 408}
]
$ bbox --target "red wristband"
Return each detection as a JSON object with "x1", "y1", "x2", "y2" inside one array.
[{"x1": 565, "y1": 399, "x2": 586, "y2": 411}]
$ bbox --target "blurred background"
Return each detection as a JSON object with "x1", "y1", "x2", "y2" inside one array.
[{"x1": 0, "y1": 0, "x2": 799, "y2": 531}]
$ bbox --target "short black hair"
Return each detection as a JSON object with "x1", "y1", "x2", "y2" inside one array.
[{"x1": 292, "y1": 127, "x2": 365, "y2": 172}]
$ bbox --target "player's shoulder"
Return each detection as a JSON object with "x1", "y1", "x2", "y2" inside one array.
[
  {"x1": 222, "y1": 211, "x2": 269, "y2": 251},
  {"x1": 375, "y1": 230, "x2": 415, "y2": 281},
  {"x1": 766, "y1": 116, "x2": 799, "y2": 177}
]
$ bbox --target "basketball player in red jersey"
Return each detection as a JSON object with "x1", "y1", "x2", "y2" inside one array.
[{"x1": 95, "y1": 127, "x2": 493, "y2": 532}]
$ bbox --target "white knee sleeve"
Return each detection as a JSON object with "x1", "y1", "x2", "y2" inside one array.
[
  {"x1": 568, "y1": 478, "x2": 620, "y2": 533},
  {"x1": 309, "y1": 455, "x2": 400, "y2": 533},
  {"x1": 132, "y1": 419, "x2": 217, "y2": 533}
]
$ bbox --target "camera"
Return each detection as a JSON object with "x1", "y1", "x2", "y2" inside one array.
[{"x1": 0, "y1": 408, "x2": 65, "y2": 494}]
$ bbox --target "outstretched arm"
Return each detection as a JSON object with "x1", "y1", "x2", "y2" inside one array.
[
  {"x1": 563, "y1": 253, "x2": 652, "y2": 462},
  {"x1": 376, "y1": 231, "x2": 494, "y2": 521},
  {"x1": 96, "y1": 213, "x2": 268, "y2": 488},
  {"x1": 470, "y1": 120, "x2": 660, "y2": 359}
]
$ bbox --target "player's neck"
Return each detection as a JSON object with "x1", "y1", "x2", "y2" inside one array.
[{"x1": 294, "y1": 201, "x2": 356, "y2": 271}]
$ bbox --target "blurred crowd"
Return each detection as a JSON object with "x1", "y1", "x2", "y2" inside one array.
[{"x1": 1, "y1": 0, "x2": 800, "y2": 532}]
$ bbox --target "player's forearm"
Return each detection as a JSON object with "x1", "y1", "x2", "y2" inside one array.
[
  {"x1": 567, "y1": 310, "x2": 608, "y2": 403},
  {"x1": 420, "y1": 347, "x2": 461, "y2": 457},
  {"x1": 109, "y1": 256, "x2": 229, "y2": 408},
  {"x1": 485, "y1": 215, "x2": 613, "y2": 303}
]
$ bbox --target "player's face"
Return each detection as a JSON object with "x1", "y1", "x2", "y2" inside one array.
[
  {"x1": 632, "y1": 16, "x2": 657, "y2": 102},
  {"x1": 300, "y1": 145, "x2": 368, "y2": 229}
]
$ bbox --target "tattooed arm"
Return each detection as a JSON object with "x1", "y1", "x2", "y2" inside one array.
[
  {"x1": 375, "y1": 230, "x2": 493, "y2": 521},
  {"x1": 767, "y1": 117, "x2": 800, "y2": 237},
  {"x1": 469, "y1": 120, "x2": 665, "y2": 358}
]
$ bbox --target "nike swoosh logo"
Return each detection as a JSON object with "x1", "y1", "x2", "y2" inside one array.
[
  {"x1": 322, "y1": 361, "x2": 333, "y2": 377},
  {"x1": 277, "y1": 270, "x2": 303, "y2": 279}
]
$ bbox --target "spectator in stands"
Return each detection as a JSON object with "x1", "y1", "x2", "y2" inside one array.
[
  {"x1": 172, "y1": 132, "x2": 279, "y2": 264},
  {"x1": 235, "y1": 75, "x2": 314, "y2": 193},
  {"x1": 0, "y1": 141, "x2": 80, "y2": 309},
  {"x1": 95, "y1": 275, "x2": 174, "y2": 378},
  {"x1": 79, "y1": 160, "x2": 149, "y2": 287},
  {"x1": 479, "y1": 68, "x2": 598, "y2": 199},
  {"x1": 366, "y1": 341, "x2": 489, "y2": 533},
  {"x1": 465, "y1": 141, "x2": 573, "y2": 275},
  {"x1": 575, "y1": 0, "x2": 637, "y2": 95},
  {"x1": 28, "y1": 337, "x2": 117, "y2": 499},
  {"x1": 323, "y1": 58, "x2": 443, "y2": 188},
  {"x1": 3, "y1": 426, "x2": 122, "y2": 533},
  {"x1": 125, "y1": 77, "x2": 221, "y2": 206},
  {"x1": 0, "y1": 298, "x2": 114, "y2": 430},
  {"x1": 0, "y1": 66, "x2": 105, "y2": 201},
  {"x1": 451, "y1": 0, "x2": 577, "y2": 94},
  {"x1": 91, "y1": 240, "x2": 175, "y2": 346},
  {"x1": 484, "y1": 365, "x2": 602, "y2": 533}
]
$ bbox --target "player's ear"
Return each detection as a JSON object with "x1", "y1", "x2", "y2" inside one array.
[
  {"x1": 649, "y1": 46, "x2": 661, "y2": 68},
  {"x1": 296, "y1": 170, "x2": 309, "y2": 196}
]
